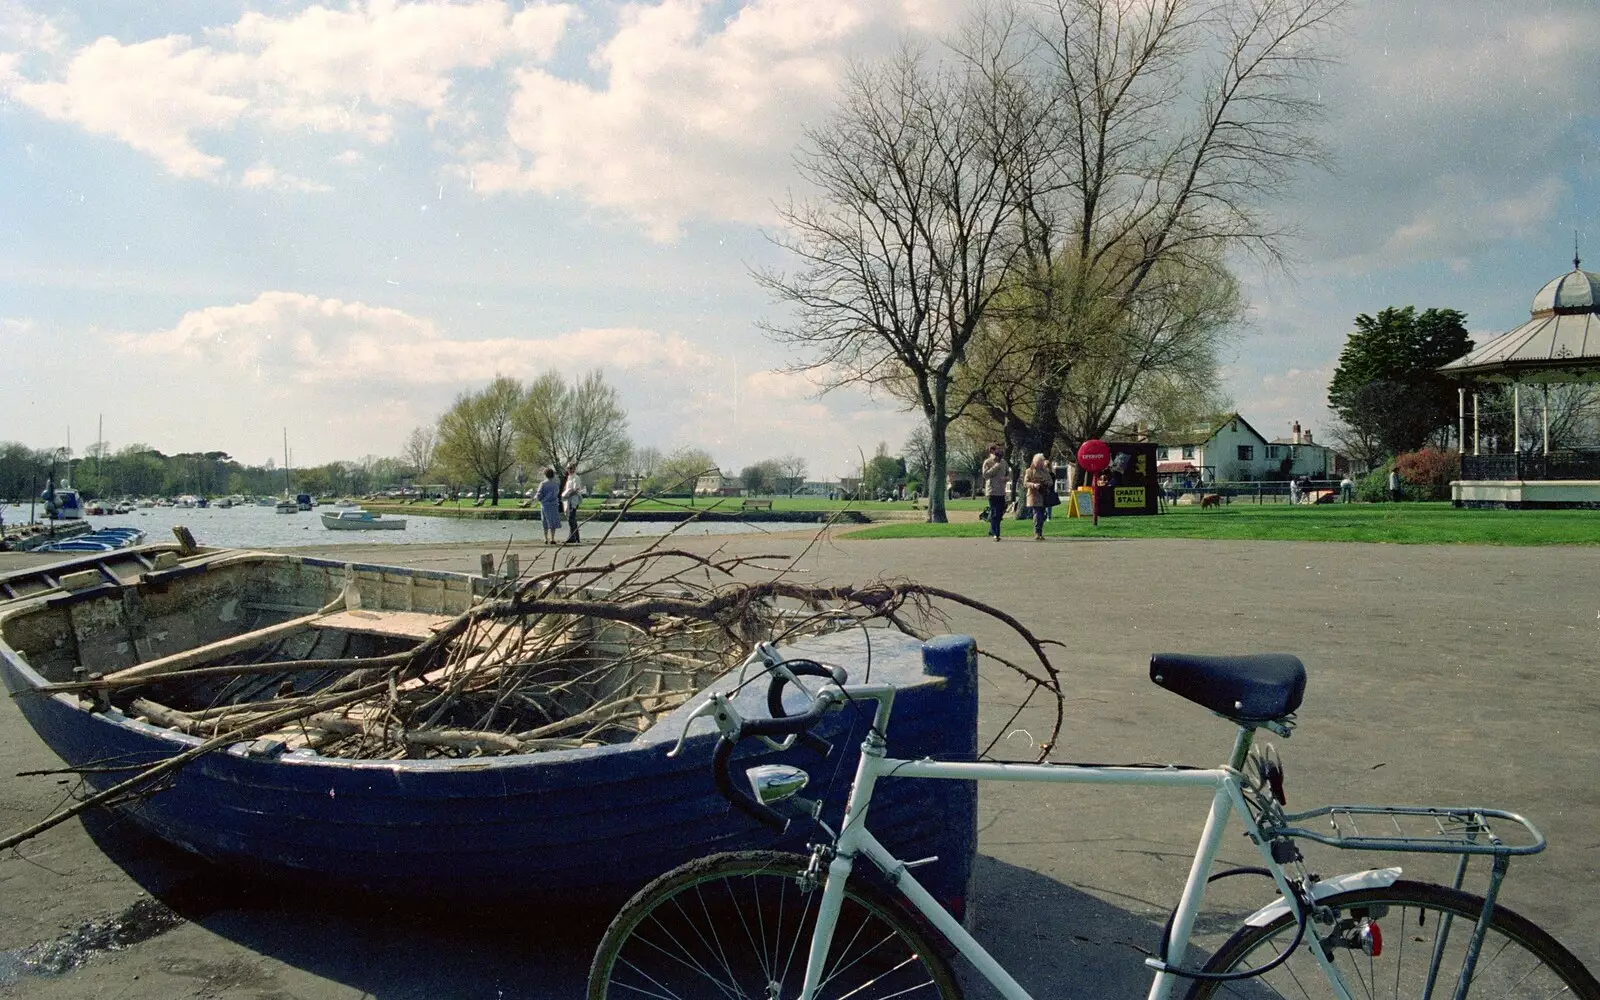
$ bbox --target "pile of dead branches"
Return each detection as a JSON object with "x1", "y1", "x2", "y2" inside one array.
[{"x1": 3, "y1": 524, "x2": 1065, "y2": 852}]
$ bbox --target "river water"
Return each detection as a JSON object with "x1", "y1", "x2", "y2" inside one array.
[{"x1": 2, "y1": 502, "x2": 764, "y2": 549}]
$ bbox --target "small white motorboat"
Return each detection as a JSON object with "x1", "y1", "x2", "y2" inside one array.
[{"x1": 320, "y1": 509, "x2": 405, "y2": 531}]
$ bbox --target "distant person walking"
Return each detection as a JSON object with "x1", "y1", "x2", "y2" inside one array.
[
  {"x1": 1288, "y1": 477, "x2": 1301, "y2": 505},
  {"x1": 562, "y1": 464, "x2": 584, "y2": 544},
  {"x1": 1022, "y1": 453, "x2": 1052, "y2": 541},
  {"x1": 1340, "y1": 474, "x2": 1354, "y2": 503},
  {"x1": 981, "y1": 444, "x2": 1008, "y2": 541},
  {"x1": 536, "y1": 467, "x2": 561, "y2": 544},
  {"x1": 1388, "y1": 468, "x2": 1401, "y2": 502}
]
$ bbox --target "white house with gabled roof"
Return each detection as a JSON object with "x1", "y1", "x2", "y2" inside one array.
[{"x1": 1152, "y1": 414, "x2": 1333, "y2": 483}]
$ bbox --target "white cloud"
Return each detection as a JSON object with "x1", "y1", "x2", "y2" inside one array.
[
  {"x1": 1, "y1": 1, "x2": 575, "y2": 179},
  {"x1": 7, "y1": 34, "x2": 249, "y2": 178},
  {"x1": 1335, "y1": 176, "x2": 1571, "y2": 275},
  {"x1": 102, "y1": 292, "x2": 912, "y2": 473},
  {"x1": 240, "y1": 163, "x2": 333, "y2": 193},
  {"x1": 1291, "y1": 2, "x2": 1600, "y2": 269},
  {"x1": 741, "y1": 368, "x2": 826, "y2": 401},
  {"x1": 114, "y1": 291, "x2": 717, "y2": 387},
  {"x1": 0, "y1": 1, "x2": 63, "y2": 53},
  {"x1": 471, "y1": 0, "x2": 920, "y2": 237}
]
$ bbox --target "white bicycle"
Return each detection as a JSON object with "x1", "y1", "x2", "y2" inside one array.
[{"x1": 587, "y1": 642, "x2": 1599, "y2": 1000}]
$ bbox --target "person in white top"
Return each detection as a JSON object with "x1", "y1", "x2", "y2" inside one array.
[{"x1": 562, "y1": 464, "x2": 584, "y2": 543}]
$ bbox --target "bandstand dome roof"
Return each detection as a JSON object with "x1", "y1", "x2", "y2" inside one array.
[
  {"x1": 1530, "y1": 268, "x2": 1600, "y2": 315},
  {"x1": 1439, "y1": 257, "x2": 1600, "y2": 384}
]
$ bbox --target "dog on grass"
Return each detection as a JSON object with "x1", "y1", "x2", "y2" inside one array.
[{"x1": 1200, "y1": 494, "x2": 1223, "y2": 508}]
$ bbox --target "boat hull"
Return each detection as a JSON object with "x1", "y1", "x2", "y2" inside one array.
[
  {"x1": 320, "y1": 512, "x2": 405, "y2": 530},
  {"x1": 0, "y1": 552, "x2": 977, "y2": 909}
]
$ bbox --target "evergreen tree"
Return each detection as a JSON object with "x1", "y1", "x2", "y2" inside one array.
[{"x1": 1328, "y1": 307, "x2": 1472, "y2": 459}]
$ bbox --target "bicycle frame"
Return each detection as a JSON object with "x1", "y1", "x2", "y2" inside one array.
[{"x1": 792, "y1": 682, "x2": 1359, "y2": 1000}]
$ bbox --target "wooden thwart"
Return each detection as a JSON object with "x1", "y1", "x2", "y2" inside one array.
[{"x1": 310, "y1": 610, "x2": 454, "y2": 640}]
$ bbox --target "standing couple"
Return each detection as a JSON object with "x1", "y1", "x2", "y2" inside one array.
[
  {"x1": 536, "y1": 464, "x2": 585, "y2": 545},
  {"x1": 981, "y1": 444, "x2": 1056, "y2": 541}
]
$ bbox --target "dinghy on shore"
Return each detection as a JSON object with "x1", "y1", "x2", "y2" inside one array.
[{"x1": 0, "y1": 545, "x2": 977, "y2": 907}]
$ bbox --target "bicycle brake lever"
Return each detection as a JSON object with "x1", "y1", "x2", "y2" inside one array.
[{"x1": 667, "y1": 693, "x2": 741, "y2": 758}]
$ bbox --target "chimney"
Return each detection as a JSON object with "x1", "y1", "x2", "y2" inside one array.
[
  {"x1": 1291, "y1": 421, "x2": 1302, "y2": 445},
  {"x1": 1304, "y1": 429, "x2": 1313, "y2": 444}
]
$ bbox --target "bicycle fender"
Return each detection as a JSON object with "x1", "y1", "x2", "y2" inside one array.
[{"x1": 1243, "y1": 867, "x2": 1403, "y2": 927}]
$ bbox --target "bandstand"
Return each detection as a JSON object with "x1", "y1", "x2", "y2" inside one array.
[{"x1": 1441, "y1": 255, "x2": 1600, "y2": 508}]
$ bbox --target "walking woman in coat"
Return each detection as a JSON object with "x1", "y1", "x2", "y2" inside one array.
[
  {"x1": 535, "y1": 467, "x2": 561, "y2": 545},
  {"x1": 1023, "y1": 453, "x2": 1053, "y2": 540}
]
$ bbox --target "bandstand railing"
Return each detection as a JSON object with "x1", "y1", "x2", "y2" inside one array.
[{"x1": 1461, "y1": 453, "x2": 1600, "y2": 481}]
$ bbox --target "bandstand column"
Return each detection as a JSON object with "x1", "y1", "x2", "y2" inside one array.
[
  {"x1": 1513, "y1": 384, "x2": 1521, "y2": 454},
  {"x1": 1542, "y1": 385, "x2": 1549, "y2": 455}
]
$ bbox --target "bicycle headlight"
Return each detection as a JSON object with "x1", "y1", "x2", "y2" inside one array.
[{"x1": 747, "y1": 764, "x2": 810, "y2": 806}]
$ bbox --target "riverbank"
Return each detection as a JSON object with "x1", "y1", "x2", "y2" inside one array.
[{"x1": 359, "y1": 502, "x2": 873, "y2": 523}]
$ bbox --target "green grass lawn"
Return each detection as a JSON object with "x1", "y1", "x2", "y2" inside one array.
[
  {"x1": 575, "y1": 496, "x2": 928, "y2": 512},
  {"x1": 848, "y1": 502, "x2": 1600, "y2": 545}
]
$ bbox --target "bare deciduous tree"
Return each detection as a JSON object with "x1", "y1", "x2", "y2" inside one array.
[
  {"x1": 650, "y1": 447, "x2": 717, "y2": 495},
  {"x1": 403, "y1": 426, "x2": 436, "y2": 482},
  {"x1": 628, "y1": 445, "x2": 663, "y2": 479},
  {"x1": 757, "y1": 43, "x2": 1037, "y2": 522},
  {"x1": 958, "y1": 0, "x2": 1343, "y2": 468},
  {"x1": 435, "y1": 376, "x2": 522, "y2": 505},
  {"x1": 516, "y1": 369, "x2": 631, "y2": 478},
  {"x1": 775, "y1": 455, "x2": 808, "y2": 496}
]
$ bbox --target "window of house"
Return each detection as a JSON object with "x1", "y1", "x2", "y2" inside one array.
[
  {"x1": 1237, "y1": 445, "x2": 1254, "y2": 461},
  {"x1": 1182, "y1": 445, "x2": 1195, "y2": 460},
  {"x1": 1266, "y1": 445, "x2": 1279, "y2": 459}
]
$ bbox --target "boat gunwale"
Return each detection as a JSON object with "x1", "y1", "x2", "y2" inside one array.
[{"x1": 1, "y1": 550, "x2": 942, "y2": 776}]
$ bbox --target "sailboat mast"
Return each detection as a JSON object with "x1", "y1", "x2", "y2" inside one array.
[{"x1": 283, "y1": 428, "x2": 291, "y2": 497}]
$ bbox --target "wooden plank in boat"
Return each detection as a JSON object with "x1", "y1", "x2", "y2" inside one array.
[{"x1": 311, "y1": 609, "x2": 453, "y2": 640}]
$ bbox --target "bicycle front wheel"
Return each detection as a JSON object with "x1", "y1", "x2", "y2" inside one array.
[
  {"x1": 587, "y1": 850, "x2": 961, "y2": 1000},
  {"x1": 1187, "y1": 879, "x2": 1600, "y2": 999}
]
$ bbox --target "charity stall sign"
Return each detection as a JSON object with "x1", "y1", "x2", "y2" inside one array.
[{"x1": 1092, "y1": 442, "x2": 1158, "y2": 517}]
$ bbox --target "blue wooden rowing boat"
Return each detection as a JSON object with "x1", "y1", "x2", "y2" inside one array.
[{"x1": 0, "y1": 547, "x2": 977, "y2": 910}]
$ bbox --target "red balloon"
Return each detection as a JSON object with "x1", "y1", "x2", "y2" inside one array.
[{"x1": 1077, "y1": 439, "x2": 1111, "y2": 472}]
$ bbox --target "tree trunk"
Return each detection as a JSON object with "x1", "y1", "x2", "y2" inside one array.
[
  {"x1": 928, "y1": 387, "x2": 949, "y2": 523},
  {"x1": 1024, "y1": 377, "x2": 1065, "y2": 466}
]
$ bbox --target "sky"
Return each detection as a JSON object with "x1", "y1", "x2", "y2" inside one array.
[{"x1": 1, "y1": 0, "x2": 1596, "y2": 480}]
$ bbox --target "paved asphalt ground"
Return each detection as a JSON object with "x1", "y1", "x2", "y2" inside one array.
[{"x1": 1, "y1": 531, "x2": 1596, "y2": 998}]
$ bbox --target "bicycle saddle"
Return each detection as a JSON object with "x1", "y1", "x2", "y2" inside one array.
[{"x1": 1149, "y1": 652, "x2": 1305, "y2": 722}]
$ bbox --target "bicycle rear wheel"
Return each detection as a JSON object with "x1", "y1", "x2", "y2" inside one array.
[
  {"x1": 1186, "y1": 879, "x2": 1599, "y2": 999},
  {"x1": 587, "y1": 850, "x2": 962, "y2": 1000}
]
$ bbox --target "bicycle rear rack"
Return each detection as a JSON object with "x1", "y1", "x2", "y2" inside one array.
[
  {"x1": 1264, "y1": 805, "x2": 1546, "y2": 1000},
  {"x1": 1273, "y1": 805, "x2": 1546, "y2": 856}
]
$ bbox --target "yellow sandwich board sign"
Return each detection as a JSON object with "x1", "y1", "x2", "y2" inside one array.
[{"x1": 1068, "y1": 488, "x2": 1095, "y2": 519}]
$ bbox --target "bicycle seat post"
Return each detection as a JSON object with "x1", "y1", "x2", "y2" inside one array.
[{"x1": 1227, "y1": 723, "x2": 1258, "y2": 773}]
